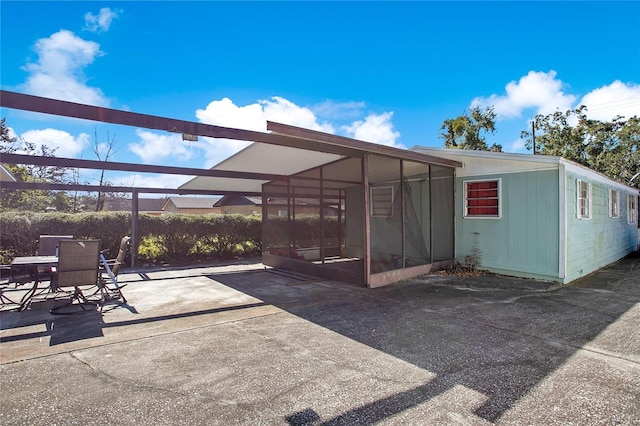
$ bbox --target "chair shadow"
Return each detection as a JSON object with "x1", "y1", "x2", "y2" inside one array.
[{"x1": 0, "y1": 299, "x2": 266, "y2": 347}]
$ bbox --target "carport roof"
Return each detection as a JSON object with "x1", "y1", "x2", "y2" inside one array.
[
  {"x1": 180, "y1": 121, "x2": 463, "y2": 194},
  {"x1": 179, "y1": 143, "x2": 345, "y2": 193},
  {"x1": 0, "y1": 90, "x2": 462, "y2": 195}
]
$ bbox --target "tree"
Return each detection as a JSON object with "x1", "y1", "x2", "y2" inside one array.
[
  {"x1": 90, "y1": 127, "x2": 119, "y2": 211},
  {"x1": 0, "y1": 118, "x2": 73, "y2": 211},
  {"x1": 440, "y1": 106, "x2": 502, "y2": 151},
  {"x1": 521, "y1": 106, "x2": 640, "y2": 188}
]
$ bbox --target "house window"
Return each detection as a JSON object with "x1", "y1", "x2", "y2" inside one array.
[
  {"x1": 629, "y1": 195, "x2": 638, "y2": 224},
  {"x1": 577, "y1": 180, "x2": 591, "y2": 219},
  {"x1": 464, "y1": 179, "x2": 500, "y2": 218},
  {"x1": 609, "y1": 189, "x2": 619, "y2": 218},
  {"x1": 370, "y1": 186, "x2": 394, "y2": 217}
]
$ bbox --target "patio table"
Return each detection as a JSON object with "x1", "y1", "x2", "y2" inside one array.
[{"x1": 10, "y1": 256, "x2": 58, "y2": 310}]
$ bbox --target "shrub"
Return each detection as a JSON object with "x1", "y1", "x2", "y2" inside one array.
[{"x1": 0, "y1": 211, "x2": 262, "y2": 265}]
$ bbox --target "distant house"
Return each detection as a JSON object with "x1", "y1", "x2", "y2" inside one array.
[
  {"x1": 412, "y1": 147, "x2": 639, "y2": 284},
  {"x1": 101, "y1": 197, "x2": 167, "y2": 216},
  {"x1": 162, "y1": 196, "x2": 222, "y2": 215},
  {"x1": 213, "y1": 195, "x2": 339, "y2": 217},
  {"x1": 213, "y1": 195, "x2": 262, "y2": 216}
]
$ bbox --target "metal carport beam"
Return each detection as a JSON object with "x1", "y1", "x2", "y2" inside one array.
[
  {"x1": 0, "y1": 181, "x2": 262, "y2": 197},
  {"x1": 0, "y1": 153, "x2": 288, "y2": 182},
  {"x1": 0, "y1": 90, "x2": 365, "y2": 158}
]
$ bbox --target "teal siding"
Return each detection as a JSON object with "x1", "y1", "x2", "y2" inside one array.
[
  {"x1": 565, "y1": 172, "x2": 637, "y2": 283},
  {"x1": 455, "y1": 169, "x2": 560, "y2": 281}
]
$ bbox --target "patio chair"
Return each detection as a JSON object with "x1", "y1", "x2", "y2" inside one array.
[
  {"x1": 37, "y1": 235, "x2": 74, "y2": 285},
  {"x1": 38, "y1": 235, "x2": 74, "y2": 256},
  {"x1": 50, "y1": 239, "x2": 101, "y2": 314},
  {"x1": 97, "y1": 236, "x2": 130, "y2": 303}
]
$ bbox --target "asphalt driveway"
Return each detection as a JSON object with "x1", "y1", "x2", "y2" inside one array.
[{"x1": 1, "y1": 255, "x2": 639, "y2": 425}]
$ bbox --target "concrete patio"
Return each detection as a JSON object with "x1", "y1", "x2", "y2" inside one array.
[{"x1": 1, "y1": 255, "x2": 639, "y2": 425}]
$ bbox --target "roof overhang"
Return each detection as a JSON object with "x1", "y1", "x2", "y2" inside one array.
[{"x1": 1, "y1": 90, "x2": 462, "y2": 195}]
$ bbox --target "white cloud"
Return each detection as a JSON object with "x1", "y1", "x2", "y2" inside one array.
[
  {"x1": 21, "y1": 30, "x2": 108, "y2": 106},
  {"x1": 508, "y1": 137, "x2": 527, "y2": 153},
  {"x1": 194, "y1": 96, "x2": 338, "y2": 167},
  {"x1": 343, "y1": 112, "x2": 403, "y2": 148},
  {"x1": 116, "y1": 173, "x2": 193, "y2": 190},
  {"x1": 472, "y1": 70, "x2": 576, "y2": 119},
  {"x1": 579, "y1": 80, "x2": 640, "y2": 121},
  {"x1": 20, "y1": 128, "x2": 89, "y2": 158},
  {"x1": 84, "y1": 7, "x2": 120, "y2": 33},
  {"x1": 193, "y1": 96, "x2": 402, "y2": 166},
  {"x1": 260, "y1": 97, "x2": 334, "y2": 133},
  {"x1": 129, "y1": 130, "x2": 195, "y2": 164},
  {"x1": 195, "y1": 97, "x2": 266, "y2": 131}
]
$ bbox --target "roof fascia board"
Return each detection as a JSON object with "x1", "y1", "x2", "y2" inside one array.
[
  {"x1": 412, "y1": 146, "x2": 562, "y2": 165},
  {"x1": 268, "y1": 121, "x2": 462, "y2": 168},
  {"x1": 561, "y1": 160, "x2": 639, "y2": 193}
]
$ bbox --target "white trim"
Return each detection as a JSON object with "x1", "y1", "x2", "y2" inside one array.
[
  {"x1": 563, "y1": 161, "x2": 638, "y2": 193},
  {"x1": 559, "y1": 163, "x2": 566, "y2": 279},
  {"x1": 576, "y1": 179, "x2": 592, "y2": 220},
  {"x1": 463, "y1": 178, "x2": 502, "y2": 219},
  {"x1": 609, "y1": 189, "x2": 620, "y2": 218},
  {"x1": 412, "y1": 147, "x2": 640, "y2": 194},
  {"x1": 628, "y1": 194, "x2": 638, "y2": 224}
]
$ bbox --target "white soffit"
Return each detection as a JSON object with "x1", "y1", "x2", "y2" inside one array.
[
  {"x1": 180, "y1": 143, "x2": 344, "y2": 192},
  {"x1": 215, "y1": 143, "x2": 343, "y2": 174}
]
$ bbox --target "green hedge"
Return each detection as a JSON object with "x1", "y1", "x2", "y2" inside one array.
[{"x1": 0, "y1": 212, "x2": 262, "y2": 266}]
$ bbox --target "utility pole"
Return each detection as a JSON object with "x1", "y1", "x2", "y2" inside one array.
[{"x1": 532, "y1": 120, "x2": 536, "y2": 155}]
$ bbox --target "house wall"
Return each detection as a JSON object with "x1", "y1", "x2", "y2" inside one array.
[
  {"x1": 222, "y1": 205, "x2": 260, "y2": 216},
  {"x1": 563, "y1": 166, "x2": 638, "y2": 283},
  {"x1": 455, "y1": 169, "x2": 561, "y2": 282}
]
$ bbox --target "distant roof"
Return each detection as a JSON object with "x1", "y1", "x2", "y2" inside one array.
[
  {"x1": 102, "y1": 197, "x2": 167, "y2": 212},
  {"x1": 165, "y1": 196, "x2": 221, "y2": 209},
  {"x1": 213, "y1": 195, "x2": 262, "y2": 207}
]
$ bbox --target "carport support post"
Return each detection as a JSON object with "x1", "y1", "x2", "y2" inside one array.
[
  {"x1": 320, "y1": 166, "x2": 325, "y2": 263},
  {"x1": 400, "y1": 160, "x2": 406, "y2": 268},
  {"x1": 362, "y1": 155, "x2": 371, "y2": 286},
  {"x1": 131, "y1": 189, "x2": 139, "y2": 268}
]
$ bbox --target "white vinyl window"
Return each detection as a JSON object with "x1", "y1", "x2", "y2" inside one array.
[
  {"x1": 370, "y1": 186, "x2": 394, "y2": 217},
  {"x1": 628, "y1": 195, "x2": 638, "y2": 224},
  {"x1": 577, "y1": 179, "x2": 591, "y2": 219},
  {"x1": 609, "y1": 189, "x2": 619, "y2": 218}
]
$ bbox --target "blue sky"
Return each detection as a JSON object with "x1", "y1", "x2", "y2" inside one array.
[{"x1": 1, "y1": 1, "x2": 639, "y2": 190}]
